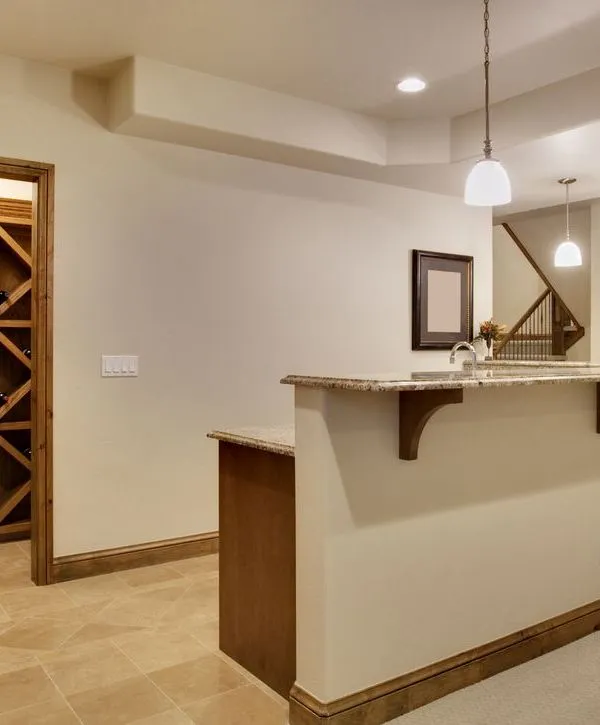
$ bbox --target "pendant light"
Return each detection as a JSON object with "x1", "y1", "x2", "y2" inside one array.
[
  {"x1": 464, "y1": 0, "x2": 511, "y2": 206},
  {"x1": 554, "y1": 178, "x2": 582, "y2": 268}
]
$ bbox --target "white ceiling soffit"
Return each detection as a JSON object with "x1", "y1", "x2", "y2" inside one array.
[
  {"x1": 3, "y1": 0, "x2": 599, "y2": 211},
  {"x1": 108, "y1": 56, "x2": 600, "y2": 213}
]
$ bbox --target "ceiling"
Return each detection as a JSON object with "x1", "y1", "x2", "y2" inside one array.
[
  {"x1": 380, "y1": 121, "x2": 600, "y2": 217},
  {"x1": 2, "y1": 0, "x2": 600, "y2": 212},
  {"x1": 2, "y1": 0, "x2": 600, "y2": 120}
]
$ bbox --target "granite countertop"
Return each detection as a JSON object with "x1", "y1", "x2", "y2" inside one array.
[
  {"x1": 281, "y1": 366, "x2": 600, "y2": 392},
  {"x1": 208, "y1": 425, "x2": 295, "y2": 456},
  {"x1": 467, "y1": 360, "x2": 600, "y2": 369}
]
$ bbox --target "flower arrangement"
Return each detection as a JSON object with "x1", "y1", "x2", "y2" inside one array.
[{"x1": 474, "y1": 319, "x2": 507, "y2": 358}]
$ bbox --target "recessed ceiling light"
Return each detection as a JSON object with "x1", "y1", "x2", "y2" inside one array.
[{"x1": 396, "y1": 77, "x2": 427, "y2": 93}]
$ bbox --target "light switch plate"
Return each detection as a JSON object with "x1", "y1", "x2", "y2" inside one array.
[{"x1": 102, "y1": 355, "x2": 139, "y2": 377}]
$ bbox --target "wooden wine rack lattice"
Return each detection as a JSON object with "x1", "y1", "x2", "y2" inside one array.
[{"x1": 0, "y1": 198, "x2": 33, "y2": 541}]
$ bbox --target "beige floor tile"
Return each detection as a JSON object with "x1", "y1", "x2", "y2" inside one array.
[
  {"x1": 148, "y1": 654, "x2": 247, "y2": 707},
  {"x1": 15, "y1": 541, "x2": 31, "y2": 557},
  {"x1": 118, "y1": 566, "x2": 185, "y2": 590},
  {"x1": 0, "y1": 550, "x2": 29, "y2": 572},
  {"x1": 40, "y1": 640, "x2": 140, "y2": 696},
  {"x1": 183, "y1": 685, "x2": 288, "y2": 725},
  {"x1": 169, "y1": 556, "x2": 218, "y2": 578},
  {"x1": 0, "y1": 619, "x2": 82, "y2": 653},
  {"x1": 95, "y1": 584, "x2": 189, "y2": 628},
  {"x1": 161, "y1": 614, "x2": 215, "y2": 637},
  {"x1": 58, "y1": 574, "x2": 132, "y2": 606},
  {"x1": 190, "y1": 618, "x2": 219, "y2": 651},
  {"x1": 67, "y1": 675, "x2": 173, "y2": 725},
  {"x1": 0, "y1": 665, "x2": 58, "y2": 715},
  {"x1": 115, "y1": 629, "x2": 210, "y2": 673},
  {"x1": 36, "y1": 599, "x2": 114, "y2": 625},
  {"x1": 160, "y1": 583, "x2": 218, "y2": 624},
  {"x1": 0, "y1": 606, "x2": 10, "y2": 625},
  {"x1": 0, "y1": 646, "x2": 38, "y2": 676},
  {"x1": 61, "y1": 621, "x2": 145, "y2": 648},
  {"x1": 130, "y1": 711, "x2": 193, "y2": 725},
  {"x1": 0, "y1": 587, "x2": 74, "y2": 620},
  {"x1": 213, "y1": 651, "x2": 287, "y2": 707},
  {"x1": 0, "y1": 691, "x2": 80, "y2": 724},
  {"x1": 0, "y1": 566, "x2": 34, "y2": 595},
  {"x1": 0, "y1": 543, "x2": 27, "y2": 564}
]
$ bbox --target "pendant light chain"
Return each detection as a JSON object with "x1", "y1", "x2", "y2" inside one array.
[
  {"x1": 483, "y1": 0, "x2": 492, "y2": 158},
  {"x1": 565, "y1": 182, "x2": 570, "y2": 242},
  {"x1": 464, "y1": 0, "x2": 511, "y2": 206}
]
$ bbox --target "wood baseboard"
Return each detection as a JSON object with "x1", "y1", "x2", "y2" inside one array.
[
  {"x1": 290, "y1": 598, "x2": 600, "y2": 724},
  {"x1": 51, "y1": 532, "x2": 219, "y2": 583}
]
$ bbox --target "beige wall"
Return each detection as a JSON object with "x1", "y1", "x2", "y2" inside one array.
[
  {"x1": 493, "y1": 225, "x2": 545, "y2": 329},
  {"x1": 505, "y1": 208, "x2": 591, "y2": 360},
  {"x1": 590, "y1": 202, "x2": 600, "y2": 362},
  {"x1": 0, "y1": 54, "x2": 491, "y2": 556},
  {"x1": 295, "y1": 382, "x2": 600, "y2": 702}
]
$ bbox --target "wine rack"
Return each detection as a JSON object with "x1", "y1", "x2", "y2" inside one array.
[{"x1": 0, "y1": 198, "x2": 33, "y2": 542}]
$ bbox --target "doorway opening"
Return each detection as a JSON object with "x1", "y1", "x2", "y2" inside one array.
[{"x1": 0, "y1": 157, "x2": 54, "y2": 585}]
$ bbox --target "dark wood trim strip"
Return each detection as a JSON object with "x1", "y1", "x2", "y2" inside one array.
[
  {"x1": 290, "y1": 598, "x2": 600, "y2": 724},
  {"x1": 51, "y1": 532, "x2": 219, "y2": 583},
  {"x1": 398, "y1": 389, "x2": 463, "y2": 460}
]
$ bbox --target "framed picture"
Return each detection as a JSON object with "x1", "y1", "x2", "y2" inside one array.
[{"x1": 412, "y1": 249, "x2": 473, "y2": 350}]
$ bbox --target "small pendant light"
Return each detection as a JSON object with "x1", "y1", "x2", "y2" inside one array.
[
  {"x1": 554, "y1": 178, "x2": 582, "y2": 268},
  {"x1": 464, "y1": 0, "x2": 511, "y2": 206}
]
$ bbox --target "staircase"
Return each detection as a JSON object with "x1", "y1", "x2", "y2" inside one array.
[{"x1": 494, "y1": 224, "x2": 585, "y2": 361}]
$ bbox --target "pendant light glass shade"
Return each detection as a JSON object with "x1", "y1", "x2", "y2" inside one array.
[
  {"x1": 554, "y1": 241, "x2": 582, "y2": 268},
  {"x1": 464, "y1": 158, "x2": 511, "y2": 206},
  {"x1": 554, "y1": 177, "x2": 582, "y2": 268}
]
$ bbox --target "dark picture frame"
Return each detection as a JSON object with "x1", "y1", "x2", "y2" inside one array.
[{"x1": 412, "y1": 250, "x2": 473, "y2": 350}]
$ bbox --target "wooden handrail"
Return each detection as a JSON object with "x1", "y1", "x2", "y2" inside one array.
[
  {"x1": 495, "y1": 289, "x2": 550, "y2": 355},
  {"x1": 501, "y1": 223, "x2": 583, "y2": 329}
]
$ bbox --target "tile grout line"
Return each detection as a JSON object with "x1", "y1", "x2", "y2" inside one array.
[
  {"x1": 0, "y1": 602, "x2": 11, "y2": 622},
  {"x1": 113, "y1": 563, "x2": 187, "y2": 590},
  {"x1": 0, "y1": 694, "x2": 63, "y2": 721},
  {"x1": 111, "y1": 637, "x2": 195, "y2": 723},
  {"x1": 186, "y1": 615, "x2": 289, "y2": 709},
  {"x1": 33, "y1": 657, "x2": 86, "y2": 724}
]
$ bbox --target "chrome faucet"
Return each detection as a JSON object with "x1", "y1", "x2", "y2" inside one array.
[{"x1": 449, "y1": 341, "x2": 477, "y2": 368}]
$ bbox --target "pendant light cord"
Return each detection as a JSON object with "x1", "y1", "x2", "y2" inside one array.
[{"x1": 483, "y1": 0, "x2": 492, "y2": 158}]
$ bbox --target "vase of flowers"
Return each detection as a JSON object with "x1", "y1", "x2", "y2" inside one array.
[{"x1": 474, "y1": 319, "x2": 506, "y2": 360}]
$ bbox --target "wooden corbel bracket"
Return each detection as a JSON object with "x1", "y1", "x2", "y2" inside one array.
[{"x1": 399, "y1": 388, "x2": 464, "y2": 460}]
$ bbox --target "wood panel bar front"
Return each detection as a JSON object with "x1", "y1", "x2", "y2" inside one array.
[{"x1": 218, "y1": 440, "x2": 296, "y2": 699}]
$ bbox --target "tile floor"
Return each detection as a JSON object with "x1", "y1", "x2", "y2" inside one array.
[{"x1": 0, "y1": 541, "x2": 288, "y2": 724}]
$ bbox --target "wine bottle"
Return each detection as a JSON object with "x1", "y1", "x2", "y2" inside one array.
[
  {"x1": 0, "y1": 392, "x2": 8, "y2": 404},
  {"x1": 22, "y1": 347, "x2": 31, "y2": 359},
  {"x1": 0, "y1": 290, "x2": 8, "y2": 303},
  {"x1": 23, "y1": 447, "x2": 32, "y2": 459}
]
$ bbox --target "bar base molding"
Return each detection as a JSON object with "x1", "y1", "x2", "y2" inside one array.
[
  {"x1": 289, "y1": 598, "x2": 600, "y2": 724},
  {"x1": 51, "y1": 532, "x2": 219, "y2": 583}
]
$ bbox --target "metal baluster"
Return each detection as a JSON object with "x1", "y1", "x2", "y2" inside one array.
[
  {"x1": 535, "y1": 302, "x2": 539, "y2": 360},
  {"x1": 548, "y1": 292, "x2": 551, "y2": 359}
]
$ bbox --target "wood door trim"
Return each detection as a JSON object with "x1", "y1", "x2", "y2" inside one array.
[{"x1": 0, "y1": 156, "x2": 54, "y2": 585}]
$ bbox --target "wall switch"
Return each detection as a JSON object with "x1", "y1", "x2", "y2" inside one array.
[{"x1": 102, "y1": 355, "x2": 139, "y2": 377}]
